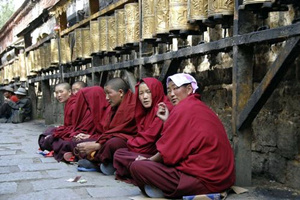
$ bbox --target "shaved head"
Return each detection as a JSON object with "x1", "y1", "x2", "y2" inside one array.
[
  {"x1": 55, "y1": 83, "x2": 70, "y2": 91},
  {"x1": 104, "y1": 78, "x2": 129, "y2": 93}
]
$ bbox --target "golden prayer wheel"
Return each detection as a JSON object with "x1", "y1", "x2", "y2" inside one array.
[
  {"x1": 208, "y1": 0, "x2": 234, "y2": 19},
  {"x1": 99, "y1": 17, "x2": 108, "y2": 52},
  {"x1": 34, "y1": 49, "x2": 41, "y2": 72},
  {"x1": 154, "y1": 0, "x2": 170, "y2": 36},
  {"x1": 50, "y1": 38, "x2": 59, "y2": 64},
  {"x1": 74, "y1": 28, "x2": 83, "y2": 60},
  {"x1": 44, "y1": 43, "x2": 51, "y2": 70},
  {"x1": 90, "y1": 20, "x2": 100, "y2": 53},
  {"x1": 8, "y1": 64, "x2": 13, "y2": 82},
  {"x1": 19, "y1": 52, "x2": 27, "y2": 81},
  {"x1": 61, "y1": 37, "x2": 71, "y2": 63},
  {"x1": 82, "y1": 28, "x2": 91, "y2": 58},
  {"x1": 0, "y1": 69, "x2": 3, "y2": 84},
  {"x1": 142, "y1": 0, "x2": 156, "y2": 41},
  {"x1": 169, "y1": 0, "x2": 199, "y2": 33},
  {"x1": 12, "y1": 60, "x2": 17, "y2": 79},
  {"x1": 124, "y1": 3, "x2": 140, "y2": 44},
  {"x1": 28, "y1": 51, "x2": 37, "y2": 76},
  {"x1": 188, "y1": 0, "x2": 208, "y2": 22},
  {"x1": 39, "y1": 46, "x2": 46, "y2": 70},
  {"x1": 115, "y1": 9, "x2": 125, "y2": 49},
  {"x1": 107, "y1": 16, "x2": 116, "y2": 52}
]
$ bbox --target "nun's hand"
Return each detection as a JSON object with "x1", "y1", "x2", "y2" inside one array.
[{"x1": 156, "y1": 102, "x2": 169, "y2": 122}]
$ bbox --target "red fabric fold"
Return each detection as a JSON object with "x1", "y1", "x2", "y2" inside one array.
[
  {"x1": 54, "y1": 86, "x2": 110, "y2": 141},
  {"x1": 127, "y1": 78, "x2": 173, "y2": 155},
  {"x1": 156, "y1": 94, "x2": 235, "y2": 192},
  {"x1": 97, "y1": 90, "x2": 137, "y2": 145},
  {"x1": 52, "y1": 94, "x2": 77, "y2": 139}
]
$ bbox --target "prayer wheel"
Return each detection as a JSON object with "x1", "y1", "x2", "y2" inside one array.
[
  {"x1": 169, "y1": 0, "x2": 199, "y2": 33},
  {"x1": 208, "y1": 0, "x2": 234, "y2": 19},
  {"x1": 12, "y1": 60, "x2": 17, "y2": 79},
  {"x1": 28, "y1": 51, "x2": 37, "y2": 76},
  {"x1": 154, "y1": 0, "x2": 170, "y2": 36},
  {"x1": 75, "y1": 28, "x2": 83, "y2": 59},
  {"x1": 115, "y1": 9, "x2": 125, "y2": 49},
  {"x1": 107, "y1": 16, "x2": 116, "y2": 52},
  {"x1": 34, "y1": 48, "x2": 42, "y2": 72},
  {"x1": 44, "y1": 43, "x2": 52, "y2": 70},
  {"x1": 39, "y1": 46, "x2": 46, "y2": 70},
  {"x1": 50, "y1": 38, "x2": 59, "y2": 64},
  {"x1": 188, "y1": 0, "x2": 208, "y2": 22},
  {"x1": 19, "y1": 52, "x2": 27, "y2": 81},
  {"x1": 60, "y1": 37, "x2": 65, "y2": 64},
  {"x1": 142, "y1": 0, "x2": 156, "y2": 41},
  {"x1": 124, "y1": 3, "x2": 140, "y2": 45},
  {"x1": 82, "y1": 28, "x2": 91, "y2": 59},
  {"x1": 90, "y1": 20, "x2": 100, "y2": 53},
  {"x1": 99, "y1": 17, "x2": 108, "y2": 52},
  {"x1": 8, "y1": 64, "x2": 13, "y2": 82}
]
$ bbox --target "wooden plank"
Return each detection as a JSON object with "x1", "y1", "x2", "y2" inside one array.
[
  {"x1": 60, "y1": 0, "x2": 135, "y2": 36},
  {"x1": 232, "y1": 2, "x2": 255, "y2": 187},
  {"x1": 238, "y1": 36, "x2": 300, "y2": 130}
]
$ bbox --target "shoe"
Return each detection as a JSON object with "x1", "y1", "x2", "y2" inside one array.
[
  {"x1": 77, "y1": 159, "x2": 99, "y2": 172},
  {"x1": 63, "y1": 152, "x2": 75, "y2": 162},
  {"x1": 144, "y1": 185, "x2": 164, "y2": 198},
  {"x1": 100, "y1": 163, "x2": 115, "y2": 175}
]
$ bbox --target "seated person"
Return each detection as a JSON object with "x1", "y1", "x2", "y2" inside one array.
[
  {"x1": 113, "y1": 77, "x2": 173, "y2": 182},
  {"x1": 0, "y1": 87, "x2": 31, "y2": 123},
  {"x1": 38, "y1": 83, "x2": 76, "y2": 151},
  {"x1": 75, "y1": 78, "x2": 137, "y2": 173},
  {"x1": 129, "y1": 73, "x2": 235, "y2": 198},
  {"x1": 0, "y1": 86, "x2": 18, "y2": 103},
  {"x1": 71, "y1": 81, "x2": 86, "y2": 95},
  {"x1": 51, "y1": 86, "x2": 110, "y2": 162}
]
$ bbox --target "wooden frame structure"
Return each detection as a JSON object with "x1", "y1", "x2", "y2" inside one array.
[{"x1": 2, "y1": 0, "x2": 300, "y2": 187}]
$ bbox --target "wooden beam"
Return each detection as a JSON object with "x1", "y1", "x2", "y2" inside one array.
[
  {"x1": 232, "y1": 0, "x2": 255, "y2": 187},
  {"x1": 238, "y1": 36, "x2": 300, "y2": 130}
]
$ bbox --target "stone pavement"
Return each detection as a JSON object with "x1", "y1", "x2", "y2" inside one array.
[{"x1": 0, "y1": 120, "x2": 299, "y2": 200}]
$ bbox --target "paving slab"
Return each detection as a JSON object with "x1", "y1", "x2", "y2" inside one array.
[{"x1": 0, "y1": 120, "x2": 299, "y2": 200}]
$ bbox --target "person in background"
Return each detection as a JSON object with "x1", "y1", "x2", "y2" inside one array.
[
  {"x1": 0, "y1": 87, "x2": 31, "y2": 123},
  {"x1": 72, "y1": 81, "x2": 86, "y2": 95},
  {"x1": 0, "y1": 86, "x2": 18, "y2": 103},
  {"x1": 113, "y1": 77, "x2": 173, "y2": 183},
  {"x1": 129, "y1": 73, "x2": 235, "y2": 198}
]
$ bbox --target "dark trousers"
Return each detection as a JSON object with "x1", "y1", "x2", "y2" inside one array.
[{"x1": 0, "y1": 103, "x2": 12, "y2": 119}]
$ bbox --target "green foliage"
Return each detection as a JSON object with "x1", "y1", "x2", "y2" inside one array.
[{"x1": 0, "y1": 0, "x2": 15, "y2": 29}]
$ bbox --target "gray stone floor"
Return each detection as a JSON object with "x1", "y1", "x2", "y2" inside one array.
[{"x1": 0, "y1": 120, "x2": 299, "y2": 200}]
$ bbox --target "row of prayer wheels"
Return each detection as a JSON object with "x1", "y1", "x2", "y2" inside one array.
[
  {"x1": 0, "y1": 52, "x2": 27, "y2": 84},
  {"x1": 0, "y1": 0, "x2": 236, "y2": 83}
]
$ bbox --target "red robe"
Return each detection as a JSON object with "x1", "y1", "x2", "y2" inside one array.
[
  {"x1": 52, "y1": 94, "x2": 77, "y2": 139},
  {"x1": 127, "y1": 78, "x2": 173, "y2": 155},
  {"x1": 97, "y1": 90, "x2": 137, "y2": 145},
  {"x1": 156, "y1": 94, "x2": 235, "y2": 193},
  {"x1": 53, "y1": 86, "x2": 109, "y2": 140}
]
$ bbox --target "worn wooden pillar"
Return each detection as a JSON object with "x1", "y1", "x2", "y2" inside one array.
[
  {"x1": 41, "y1": 80, "x2": 53, "y2": 125},
  {"x1": 232, "y1": 0, "x2": 255, "y2": 186},
  {"x1": 92, "y1": 55, "x2": 101, "y2": 85},
  {"x1": 28, "y1": 83, "x2": 37, "y2": 119}
]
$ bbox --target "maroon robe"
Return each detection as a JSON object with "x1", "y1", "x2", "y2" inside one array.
[
  {"x1": 114, "y1": 78, "x2": 172, "y2": 180},
  {"x1": 93, "y1": 90, "x2": 137, "y2": 164},
  {"x1": 38, "y1": 94, "x2": 77, "y2": 151},
  {"x1": 52, "y1": 86, "x2": 110, "y2": 161},
  {"x1": 130, "y1": 94, "x2": 235, "y2": 198}
]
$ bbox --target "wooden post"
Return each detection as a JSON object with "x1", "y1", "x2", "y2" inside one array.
[
  {"x1": 28, "y1": 83, "x2": 37, "y2": 120},
  {"x1": 232, "y1": 0, "x2": 255, "y2": 186},
  {"x1": 41, "y1": 80, "x2": 53, "y2": 125},
  {"x1": 92, "y1": 55, "x2": 101, "y2": 85}
]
